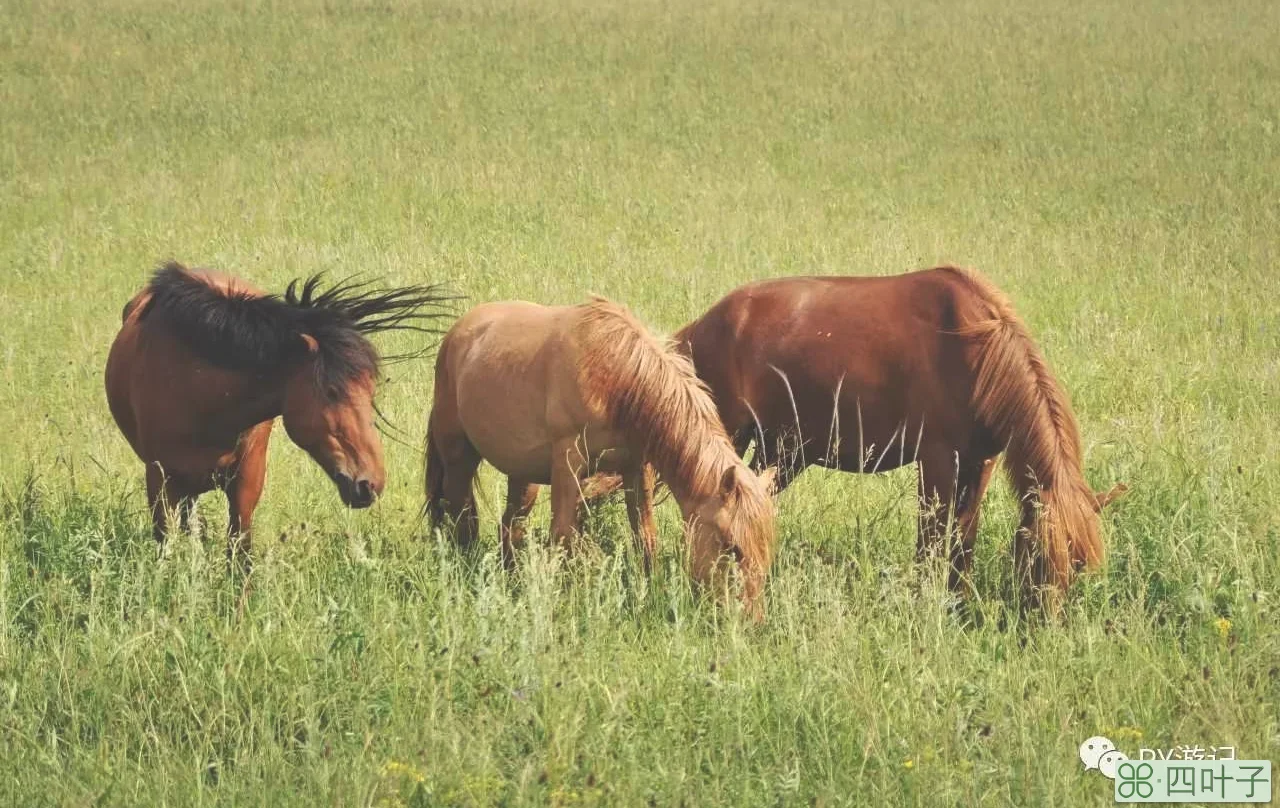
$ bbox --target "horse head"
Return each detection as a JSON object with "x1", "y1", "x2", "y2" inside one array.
[
  {"x1": 687, "y1": 465, "x2": 778, "y2": 619},
  {"x1": 282, "y1": 333, "x2": 385, "y2": 508}
]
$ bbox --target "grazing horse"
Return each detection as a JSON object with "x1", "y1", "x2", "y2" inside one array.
[
  {"x1": 672, "y1": 267, "x2": 1125, "y2": 606},
  {"x1": 424, "y1": 297, "x2": 777, "y2": 617},
  {"x1": 106, "y1": 261, "x2": 451, "y2": 569}
]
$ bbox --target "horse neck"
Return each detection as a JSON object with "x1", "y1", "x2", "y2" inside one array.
[
  {"x1": 238, "y1": 374, "x2": 289, "y2": 427},
  {"x1": 651, "y1": 441, "x2": 734, "y2": 522},
  {"x1": 196, "y1": 367, "x2": 290, "y2": 440},
  {"x1": 664, "y1": 473, "x2": 705, "y2": 522},
  {"x1": 144, "y1": 307, "x2": 296, "y2": 440}
]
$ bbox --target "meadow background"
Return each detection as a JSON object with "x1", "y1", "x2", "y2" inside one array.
[{"x1": 2, "y1": 0, "x2": 1278, "y2": 804}]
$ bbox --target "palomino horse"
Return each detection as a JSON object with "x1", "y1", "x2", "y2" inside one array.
[
  {"x1": 106, "y1": 261, "x2": 451, "y2": 569},
  {"x1": 424, "y1": 297, "x2": 777, "y2": 617},
  {"x1": 672, "y1": 267, "x2": 1125, "y2": 606}
]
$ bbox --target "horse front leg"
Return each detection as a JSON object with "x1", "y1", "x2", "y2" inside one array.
[
  {"x1": 222, "y1": 421, "x2": 272, "y2": 575},
  {"x1": 751, "y1": 428, "x2": 804, "y2": 495},
  {"x1": 624, "y1": 463, "x2": 658, "y2": 575},
  {"x1": 549, "y1": 437, "x2": 588, "y2": 556},
  {"x1": 916, "y1": 448, "x2": 959, "y2": 575},
  {"x1": 501, "y1": 479, "x2": 540, "y2": 570},
  {"x1": 948, "y1": 457, "x2": 996, "y2": 597}
]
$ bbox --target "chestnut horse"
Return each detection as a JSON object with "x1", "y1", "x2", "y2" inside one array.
[
  {"x1": 673, "y1": 267, "x2": 1124, "y2": 605},
  {"x1": 106, "y1": 262, "x2": 451, "y2": 569},
  {"x1": 424, "y1": 297, "x2": 777, "y2": 617}
]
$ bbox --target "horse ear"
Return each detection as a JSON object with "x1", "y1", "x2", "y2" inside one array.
[
  {"x1": 1093, "y1": 482, "x2": 1129, "y2": 512},
  {"x1": 758, "y1": 466, "x2": 779, "y2": 497},
  {"x1": 299, "y1": 333, "x2": 320, "y2": 354},
  {"x1": 719, "y1": 466, "x2": 739, "y2": 499}
]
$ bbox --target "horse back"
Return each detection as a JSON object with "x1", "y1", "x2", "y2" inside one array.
[
  {"x1": 678, "y1": 270, "x2": 991, "y2": 460},
  {"x1": 437, "y1": 301, "x2": 578, "y2": 383},
  {"x1": 105, "y1": 286, "x2": 271, "y2": 478}
]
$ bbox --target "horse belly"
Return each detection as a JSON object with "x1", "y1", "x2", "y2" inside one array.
[
  {"x1": 731, "y1": 332, "x2": 927, "y2": 473},
  {"x1": 445, "y1": 304, "x2": 632, "y2": 481},
  {"x1": 451, "y1": 383, "x2": 553, "y2": 481},
  {"x1": 459, "y1": 417, "x2": 630, "y2": 484},
  {"x1": 472, "y1": 436, "x2": 556, "y2": 483}
]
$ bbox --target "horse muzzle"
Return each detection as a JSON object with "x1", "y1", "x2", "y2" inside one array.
[{"x1": 332, "y1": 472, "x2": 380, "y2": 509}]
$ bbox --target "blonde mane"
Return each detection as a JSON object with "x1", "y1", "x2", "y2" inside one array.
[
  {"x1": 942, "y1": 266, "x2": 1103, "y2": 585},
  {"x1": 571, "y1": 298, "x2": 775, "y2": 575}
]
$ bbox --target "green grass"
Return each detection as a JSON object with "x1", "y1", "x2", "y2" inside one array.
[{"x1": 2, "y1": 0, "x2": 1278, "y2": 804}]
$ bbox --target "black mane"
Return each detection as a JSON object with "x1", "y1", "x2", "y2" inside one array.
[{"x1": 141, "y1": 261, "x2": 455, "y2": 394}]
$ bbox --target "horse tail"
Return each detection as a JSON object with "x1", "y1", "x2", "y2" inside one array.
[
  {"x1": 944, "y1": 267, "x2": 1103, "y2": 592},
  {"x1": 423, "y1": 420, "x2": 446, "y2": 526},
  {"x1": 423, "y1": 337, "x2": 453, "y2": 528}
]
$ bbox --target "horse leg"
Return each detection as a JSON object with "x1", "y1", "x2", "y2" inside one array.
[
  {"x1": 146, "y1": 462, "x2": 188, "y2": 547},
  {"x1": 915, "y1": 448, "x2": 961, "y2": 574},
  {"x1": 549, "y1": 437, "x2": 588, "y2": 556},
  {"x1": 773, "y1": 453, "x2": 805, "y2": 495},
  {"x1": 1012, "y1": 493, "x2": 1061, "y2": 614},
  {"x1": 500, "y1": 479, "x2": 539, "y2": 570},
  {"x1": 177, "y1": 498, "x2": 196, "y2": 537},
  {"x1": 444, "y1": 450, "x2": 481, "y2": 550},
  {"x1": 623, "y1": 463, "x2": 658, "y2": 575},
  {"x1": 427, "y1": 417, "x2": 482, "y2": 549},
  {"x1": 948, "y1": 456, "x2": 996, "y2": 595},
  {"x1": 222, "y1": 421, "x2": 272, "y2": 575},
  {"x1": 752, "y1": 428, "x2": 804, "y2": 495}
]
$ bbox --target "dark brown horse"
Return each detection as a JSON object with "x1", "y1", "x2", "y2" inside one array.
[
  {"x1": 105, "y1": 262, "x2": 451, "y2": 569},
  {"x1": 673, "y1": 267, "x2": 1125, "y2": 605}
]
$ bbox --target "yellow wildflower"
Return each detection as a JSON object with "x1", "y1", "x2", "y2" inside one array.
[
  {"x1": 380, "y1": 760, "x2": 427, "y2": 784},
  {"x1": 1214, "y1": 617, "x2": 1232, "y2": 639}
]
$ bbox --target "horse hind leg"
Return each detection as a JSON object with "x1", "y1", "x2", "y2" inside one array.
[
  {"x1": 431, "y1": 430, "x2": 482, "y2": 550},
  {"x1": 501, "y1": 479, "x2": 539, "y2": 570},
  {"x1": 146, "y1": 462, "x2": 195, "y2": 550}
]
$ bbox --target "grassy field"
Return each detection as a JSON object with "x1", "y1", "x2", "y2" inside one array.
[{"x1": 2, "y1": 0, "x2": 1279, "y2": 804}]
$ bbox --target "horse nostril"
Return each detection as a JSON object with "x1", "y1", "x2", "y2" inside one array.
[{"x1": 332, "y1": 472, "x2": 376, "y2": 508}]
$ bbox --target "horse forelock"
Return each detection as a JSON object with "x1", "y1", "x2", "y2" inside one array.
[
  {"x1": 572, "y1": 299, "x2": 775, "y2": 568},
  {"x1": 720, "y1": 464, "x2": 776, "y2": 577}
]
